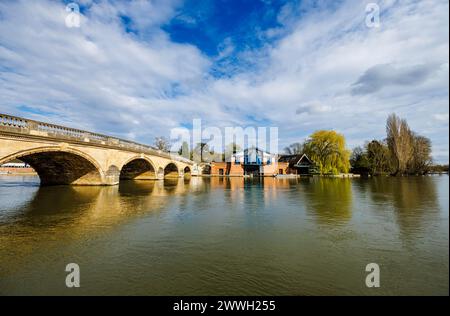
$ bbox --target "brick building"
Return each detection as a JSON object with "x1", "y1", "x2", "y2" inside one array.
[{"x1": 210, "y1": 147, "x2": 279, "y2": 176}]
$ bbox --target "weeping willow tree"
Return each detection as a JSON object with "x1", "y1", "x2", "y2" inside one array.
[{"x1": 304, "y1": 130, "x2": 351, "y2": 175}]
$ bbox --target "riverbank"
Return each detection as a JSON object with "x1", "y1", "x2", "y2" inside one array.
[
  {"x1": 203, "y1": 173, "x2": 361, "y2": 178},
  {"x1": 0, "y1": 167, "x2": 37, "y2": 175}
]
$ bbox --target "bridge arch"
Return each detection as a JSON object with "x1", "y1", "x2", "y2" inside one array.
[
  {"x1": 164, "y1": 162, "x2": 179, "y2": 178},
  {"x1": 183, "y1": 166, "x2": 191, "y2": 178},
  {"x1": 0, "y1": 146, "x2": 104, "y2": 186},
  {"x1": 119, "y1": 156, "x2": 157, "y2": 180}
]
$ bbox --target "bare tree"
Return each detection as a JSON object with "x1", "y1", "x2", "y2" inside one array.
[
  {"x1": 284, "y1": 142, "x2": 304, "y2": 155},
  {"x1": 154, "y1": 136, "x2": 170, "y2": 152},
  {"x1": 192, "y1": 142, "x2": 211, "y2": 163},
  {"x1": 386, "y1": 114, "x2": 413, "y2": 175}
]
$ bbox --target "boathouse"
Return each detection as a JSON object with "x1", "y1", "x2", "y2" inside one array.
[{"x1": 277, "y1": 153, "x2": 315, "y2": 175}]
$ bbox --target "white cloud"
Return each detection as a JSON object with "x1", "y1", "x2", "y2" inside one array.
[
  {"x1": 0, "y1": 0, "x2": 209, "y2": 134},
  {"x1": 0, "y1": 0, "x2": 448, "y2": 162},
  {"x1": 433, "y1": 113, "x2": 449, "y2": 122},
  {"x1": 296, "y1": 101, "x2": 332, "y2": 115}
]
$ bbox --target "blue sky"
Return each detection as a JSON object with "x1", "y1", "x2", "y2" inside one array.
[
  {"x1": 0, "y1": 0, "x2": 449, "y2": 162},
  {"x1": 163, "y1": 0, "x2": 287, "y2": 55}
]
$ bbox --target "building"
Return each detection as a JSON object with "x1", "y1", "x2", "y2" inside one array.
[
  {"x1": 0, "y1": 159, "x2": 35, "y2": 174},
  {"x1": 210, "y1": 147, "x2": 279, "y2": 176},
  {"x1": 277, "y1": 154, "x2": 315, "y2": 175},
  {"x1": 208, "y1": 150, "x2": 316, "y2": 177}
]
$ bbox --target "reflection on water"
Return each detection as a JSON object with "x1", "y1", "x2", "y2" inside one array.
[
  {"x1": 0, "y1": 175, "x2": 448, "y2": 295},
  {"x1": 302, "y1": 177, "x2": 353, "y2": 224},
  {"x1": 359, "y1": 177, "x2": 441, "y2": 240}
]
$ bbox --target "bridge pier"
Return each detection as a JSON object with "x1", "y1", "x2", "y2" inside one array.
[
  {"x1": 105, "y1": 165, "x2": 121, "y2": 185},
  {"x1": 157, "y1": 168, "x2": 165, "y2": 180}
]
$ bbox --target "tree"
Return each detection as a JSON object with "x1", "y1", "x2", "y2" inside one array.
[
  {"x1": 386, "y1": 114, "x2": 413, "y2": 175},
  {"x1": 365, "y1": 140, "x2": 391, "y2": 175},
  {"x1": 303, "y1": 130, "x2": 350, "y2": 174},
  {"x1": 428, "y1": 164, "x2": 449, "y2": 173},
  {"x1": 178, "y1": 141, "x2": 190, "y2": 159},
  {"x1": 350, "y1": 146, "x2": 369, "y2": 175},
  {"x1": 154, "y1": 136, "x2": 170, "y2": 152},
  {"x1": 409, "y1": 134, "x2": 432, "y2": 174},
  {"x1": 284, "y1": 142, "x2": 303, "y2": 155},
  {"x1": 154, "y1": 136, "x2": 170, "y2": 151},
  {"x1": 192, "y1": 142, "x2": 216, "y2": 163}
]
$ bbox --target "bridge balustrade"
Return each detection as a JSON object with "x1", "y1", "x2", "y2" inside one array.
[{"x1": 0, "y1": 113, "x2": 193, "y2": 164}]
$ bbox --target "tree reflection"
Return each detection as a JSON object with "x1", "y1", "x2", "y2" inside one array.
[
  {"x1": 367, "y1": 176, "x2": 440, "y2": 238},
  {"x1": 118, "y1": 180, "x2": 155, "y2": 196},
  {"x1": 302, "y1": 177, "x2": 353, "y2": 224}
]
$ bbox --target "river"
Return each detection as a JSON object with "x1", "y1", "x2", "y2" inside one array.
[{"x1": 0, "y1": 175, "x2": 448, "y2": 295}]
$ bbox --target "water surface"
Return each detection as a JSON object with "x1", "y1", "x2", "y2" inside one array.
[{"x1": 0, "y1": 175, "x2": 448, "y2": 295}]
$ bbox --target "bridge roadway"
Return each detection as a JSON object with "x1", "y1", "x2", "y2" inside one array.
[{"x1": 0, "y1": 113, "x2": 196, "y2": 185}]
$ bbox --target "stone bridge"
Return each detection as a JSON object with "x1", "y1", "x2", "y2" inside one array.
[{"x1": 0, "y1": 113, "x2": 196, "y2": 186}]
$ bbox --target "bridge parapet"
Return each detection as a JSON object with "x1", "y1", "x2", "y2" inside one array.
[{"x1": 0, "y1": 113, "x2": 193, "y2": 165}]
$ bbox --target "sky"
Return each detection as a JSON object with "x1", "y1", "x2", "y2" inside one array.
[{"x1": 0, "y1": 0, "x2": 448, "y2": 162}]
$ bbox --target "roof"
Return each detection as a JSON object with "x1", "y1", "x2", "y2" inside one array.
[
  {"x1": 278, "y1": 154, "x2": 313, "y2": 166},
  {"x1": 233, "y1": 147, "x2": 276, "y2": 157},
  {"x1": 278, "y1": 154, "x2": 300, "y2": 163}
]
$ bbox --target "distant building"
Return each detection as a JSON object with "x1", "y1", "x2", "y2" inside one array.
[
  {"x1": 1, "y1": 159, "x2": 30, "y2": 168},
  {"x1": 0, "y1": 159, "x2": 35, "y2": 174}
]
